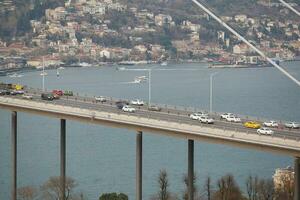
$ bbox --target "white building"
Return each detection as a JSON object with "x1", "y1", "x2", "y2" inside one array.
[{"x1": 234, "y1": 14, "x2": 247, "y2": 23}]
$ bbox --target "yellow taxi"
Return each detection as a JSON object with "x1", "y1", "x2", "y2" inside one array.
[{"x1": 244, "y1": 121, "x2": 261, "y2": 129}]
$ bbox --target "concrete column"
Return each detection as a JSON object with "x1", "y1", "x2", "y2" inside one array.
[
  {"x1": 188, "y1": 139, "x2": 194, "y2": 200},
  {"x1": 11, "y1": 111, "x2": 17, "y2": 200},
  {"x1": 295, "y1": 157, "x2": 300, "y2": 200},
  {"x1": 136, "y1": 131, "x2": 142, "y2": 200},
  {"x1": 60, "y1": 119, "x2": 66, "y2": 200}
]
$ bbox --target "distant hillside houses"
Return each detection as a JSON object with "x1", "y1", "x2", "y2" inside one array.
[{"x1": 155, "y1": 14, "x2": 174, "y2": 26}]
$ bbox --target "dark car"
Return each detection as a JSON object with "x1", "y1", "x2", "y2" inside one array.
[
  {"x1": 41, "y1": 93, "x2": 54, "y2": 101},
  {"x1": 116, "y1": 102, "x2": 125, "y2": 109},
  {"x1": 115, "y1": 100, "x2": 129, "y2": 105},
  {"x1": 0, "y1": 90, "x2": 6, "y2": 95}
]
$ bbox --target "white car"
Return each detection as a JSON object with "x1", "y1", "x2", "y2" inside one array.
[
  {"x1": 220, "y1": 113, "x2": 234, "y2": 119},
  {"x1": 199, "y1": 116, "x2": 214, "y2": 124},
  {"x1": 226, "y1": 116, "x2": 241, "y2": 123},
  {"x1": 95, "y1": 96, "x2": 106, "y2": 102},
  {"x1": 257, "y1": 127, "x2": 274, "y2": 135},
  {"x1": 131, "y1": 99, "x2": 144, "y2": 106},
  {"x1": 189, "y1": 112, "x2": 208, "y2": 120},
  {"x1": 22, "y1": 94, "x2": 33, "y2": 99},
  {"x1": 263, "y1": 121, "x2": 279, "y2": 128},
  {"x1": 122, "y1": 105, "x2": 135, "y2": 113},
  {"x1": 285, "y1": 122, "x2": 300, "y2": 129}
]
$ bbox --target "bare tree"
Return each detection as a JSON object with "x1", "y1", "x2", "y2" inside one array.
[
  {"x1": 183, "y1": 172, "x2": 198, "y2": 200},
  {"x1": 245, "y1": 175, "x2": 259, "y2": 200},
  {"x1": 213, "y1": 174, "x2": 244, "y2": 200},
  {"x1": 40, "y1": 176, "x2": 78, "y2": 200},
  {"x1": 158, "y1": 169, "x2": 170, "y2": 200},
  {"x1": 17, "y1": 186, "x2": 38, "y2": 200},
  {"x1": 257, "y1": 179, "x2": 274, "y2": 200},
  {"x1": 204, "y1": 176, "x2": 212, "y2": 200}
]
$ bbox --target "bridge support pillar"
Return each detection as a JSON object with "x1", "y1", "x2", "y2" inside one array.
[
  {"x1": 295, "y1": 157, "x2": 300, "y2": 200},
  {"x1": 60, "y1": 119, "x2": 66, "y2": 200},
  {"x1": 136, "y1": 131, "x2": 142, "y2": 200},
  {"x1": 11, "y1": 111, "x2": 17, "y2": 200},
  {"x1": 188, "y1": 139, "x2": 194, "y2": 200}
]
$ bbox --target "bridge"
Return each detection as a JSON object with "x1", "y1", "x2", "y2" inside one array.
[{"x1": 0, "y1": 89, "x2": 299, "y2": 200}]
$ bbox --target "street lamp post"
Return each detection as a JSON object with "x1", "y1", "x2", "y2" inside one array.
[
  {"x1": 209, "y1": 72, "x2": 218, "y2": 113},
  {"x1": 148, "y1": 69, "x2": 151, "y2": 106},
  {"x1": 42, "y1": 56, "x2": 45, "y2": 92}
]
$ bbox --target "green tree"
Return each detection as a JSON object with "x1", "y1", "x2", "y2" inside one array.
[{"x1": 99, "y1": 193, "x2": 128, "y2": 200}]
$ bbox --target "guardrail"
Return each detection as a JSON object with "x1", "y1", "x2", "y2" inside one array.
[
  {"x1": 26, "y1": 88, "x2": 298, "y2": 131},
  {"x1": 1, "y1": 96, "x2": 300, "y2": 148}
]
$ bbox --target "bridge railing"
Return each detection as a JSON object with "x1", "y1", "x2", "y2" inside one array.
[{"x1": 27, "y1": 87, "x2": 293, "y2": 127}]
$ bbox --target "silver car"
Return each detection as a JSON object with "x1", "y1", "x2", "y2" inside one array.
[{"x1": 285, "y1": 122, "x2": 300, "y2": 129}]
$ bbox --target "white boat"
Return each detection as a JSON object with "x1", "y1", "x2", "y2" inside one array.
[
  {"x1": 78, "y1": 62, "x2": 92, "y2": 67},
  {"x1": 40, "y1": 72, "x2": 48, "y2": 76},
  {"x1": 58, "y1": 67, "x2": 65, "y2": 70},
  {"x1": 133, "y1": 76, "x2": 147, "y2": 83},
  {"x1": 160, "y1": 61, "x2": 168, "y2": 66},
  {"x1": 56, "y1": 69, "x2": 60, "y2": 77},
  {"x1": 9, "y1": 73, "x2": 24, "y2": 78},
  {"x1": 117, "y1": 67, "x2": 126, "y2": 71}
]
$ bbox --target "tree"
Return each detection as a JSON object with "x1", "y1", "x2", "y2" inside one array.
[
  {"x1": 99, "y1": 193, "x2": 128, "y2": 200},
  {"x1": 17, "y1": 186, "x2": 38, "y2": 200},
  {"x1": 246, "y1": 175, "x2": 259, "y2": 200},
  {"x1": 257, "y1": 179, "x2": 274, "y2": 200},
  {"x1": 158, "y1": 169, "x2": 170, "y2": 200},
  {"x1": 204, "y1": 176, "x2": 212, "y2": 200},
  {"x1": 40, "y1": 176, "x2": 78, "y2": 200},
  {"x1": 213, "y1": 174, "x2": 244, "y2": 200},
  {"x1": 183, "y1": 172, "x2": 197, "y2": 200}
]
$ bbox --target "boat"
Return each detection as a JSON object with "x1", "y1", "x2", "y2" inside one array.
[
  {"x1": 40, "y1": 72, "x2": 48, "y2": 76},
  {"x1": 58, "y1": 67, "x2": 65, "y2": 70},
  {"x1": 117, "y1": 67, "x2": 126, "y2": 71},
  {"x1": 9, "y1": 73, "x2": 24, "y2": 78},
  {"x1": 78, "y1": 62, "x2": 92, "y2": 67},
  {"x1": 133, "y1": 76, "x2": 147, "y2": 83},
  {"x1": 56, "y1": 69, "x2": 60, "y2": 77},
  {"x1": 160, "y1": 61, "x2": 168, "y2": 66}
]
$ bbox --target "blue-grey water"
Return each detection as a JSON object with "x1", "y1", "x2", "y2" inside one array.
[{"x1": 0, "y1": 62, "x2": 299, "y2": 199}]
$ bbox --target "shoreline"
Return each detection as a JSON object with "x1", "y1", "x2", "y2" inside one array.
[{"x1": 1, "y1": 60, "x2": 299, "y2": 76}]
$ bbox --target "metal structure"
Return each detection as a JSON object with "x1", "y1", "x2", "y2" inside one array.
[{"x1": 1, "y1": 92, "x2": 300, "y2": 200}]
